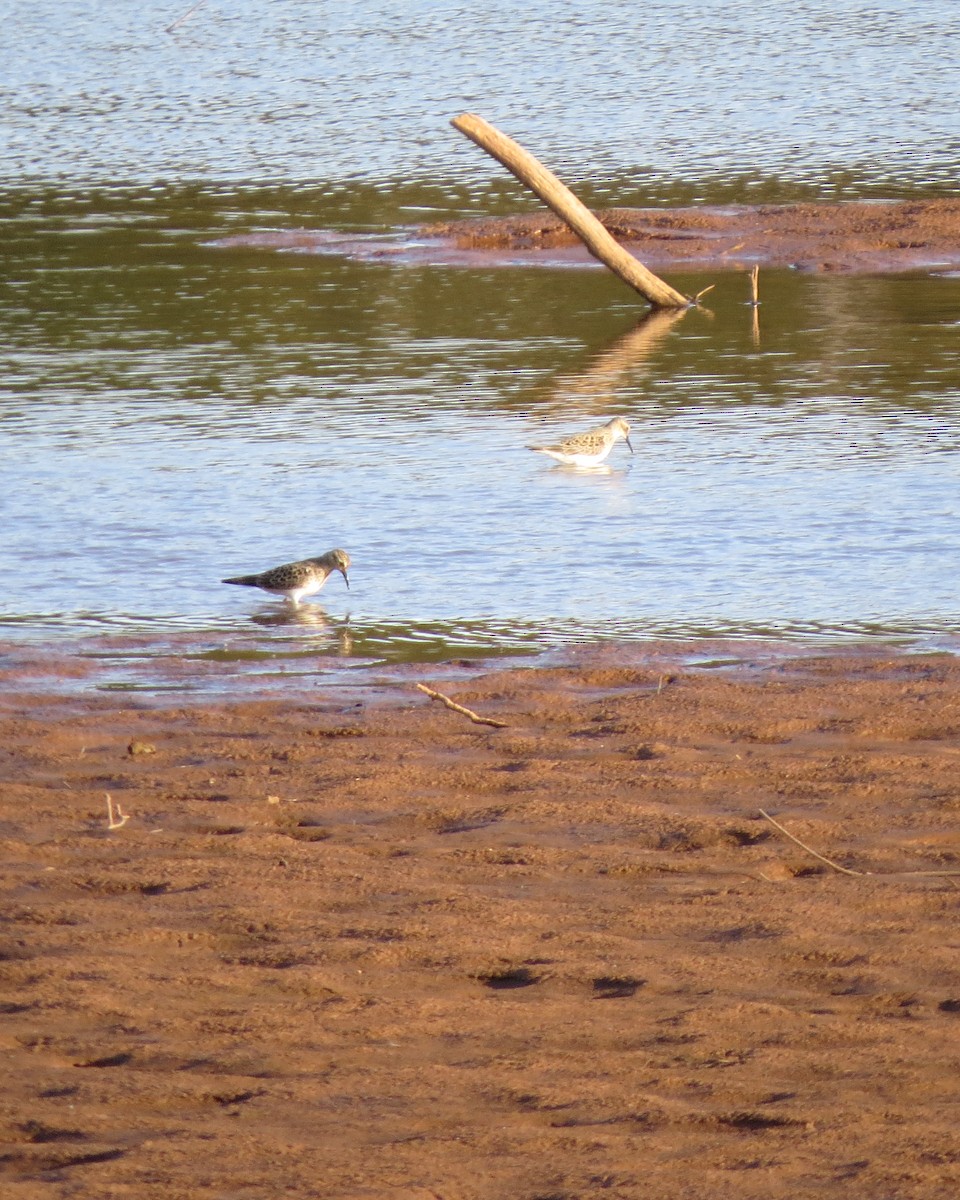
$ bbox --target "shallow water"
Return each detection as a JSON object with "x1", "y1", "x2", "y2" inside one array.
[
  {"x1": 2, "y1": 2, "x2": 960, "y2": 679},
  {"x1": 4, "y1": 0, "x2": 957, "y2": 197}
]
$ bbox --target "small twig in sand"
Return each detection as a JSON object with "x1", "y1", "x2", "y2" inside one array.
[
  {"x1": 165, "y1": 0, "x2": 206, "y2": 34},
  {"x1": 105, "y1": 793, "x2": 131, "y2": 831},
  {"x1": 759, "y1": 810, "x2": 960, "y2": 880},
  {"x1": 415, "y1": 683, "x2": 508, "y2": 728},
  {"x1": 759, "y1": 809, "x2": 864, "y2": 876}
]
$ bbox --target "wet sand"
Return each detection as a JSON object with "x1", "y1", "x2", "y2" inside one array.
[
  {"x1": 217, "y1": 198, "x2": 960, "y2": 275},
  {"x1": 420, "y1": 199, "x2": 960, "y2": 274},
  {"x1": 3, "y1": 644, "x2": 960, "y2": 1198}
]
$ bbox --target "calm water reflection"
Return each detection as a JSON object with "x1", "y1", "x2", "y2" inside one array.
[{"x1": 2, "y1": 1, "x2": 960, "y2": 676}]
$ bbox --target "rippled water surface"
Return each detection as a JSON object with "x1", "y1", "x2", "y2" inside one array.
[
  {"x1": 2, "y1": 2, "x2": 959, "y2": 679},
  {"x1": 4, "y1": 0, "x2": 958, "y2": 195}
]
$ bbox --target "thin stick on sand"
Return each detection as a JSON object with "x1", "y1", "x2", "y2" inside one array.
[
  {"x1": 759, "y1": 809, "x2": 864, "y2": 876},
  {"x1": 759, "y1": 810, "x2": 960, "y2": 880},
  {"x1": 415, "y1": 683, "x2": 509, "y2": 728},
  {"x1": 105, "y1": 793, "x2": 131, "y2": 831}
]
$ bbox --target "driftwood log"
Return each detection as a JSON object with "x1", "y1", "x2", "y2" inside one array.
[{"x1": 451, "y1": 112, "x2": 690, "y2": 309}]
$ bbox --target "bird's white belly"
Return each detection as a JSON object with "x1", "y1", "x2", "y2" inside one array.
[
  {"x1": 547, "y1": 446, "x2": 610, "y2": 467},
  {"x1": 285, "y1": 578, "x2": 324, "y2": 603}
]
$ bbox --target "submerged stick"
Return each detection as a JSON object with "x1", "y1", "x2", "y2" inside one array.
[
  {"x1": 451, "y1": 113, "x2": 691, "y2": 310},
  {"x1": 165, "y1": 0, "x2": 206, "y2": 33},
  {"x1": 415, "y1": 683, "x2": 509, "y2": 728}
]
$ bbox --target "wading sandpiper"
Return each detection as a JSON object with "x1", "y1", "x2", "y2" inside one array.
[
  {"x1": 222, "y1": 549, "x2": 351, "y2": 605},
  {"x1": 527, "y1": 416, "x2": 633, "y2": 467}
]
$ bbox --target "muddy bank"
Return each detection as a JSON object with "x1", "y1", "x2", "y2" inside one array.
[
  {"x1": 420, "y1": 198, "x2": 960, "y2": 274},
  {"x1": 213, "y1": 199, "x2": 960, "y2": 275},
  {"x1": 3, "y1": 646, "x2": 960, "y2": 1197}
]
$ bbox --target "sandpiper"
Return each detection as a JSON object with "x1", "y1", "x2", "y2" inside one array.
[
  {"x1": 222, "y1": 549, "x2": 351, "y2": 604},
  {"x1": 527, "y1": 416, "x2": 634, "y2": 467}
]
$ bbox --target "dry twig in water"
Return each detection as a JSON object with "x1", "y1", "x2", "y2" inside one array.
[
  {"x1": 450, "y1": 112, "x2": 691, "y2": 309},
  {"x1": 105, "y1": 793, "x2": 131, "y2": 831},
  {"x1": 415, "y1": 683, "x2": 508, "y2": 728},
  {"x1": 749, "y1": 265, "x2": 760, "y2": 306},
  {"x1": 747, "y1": 267, "x2": 761, "y2": 345}
]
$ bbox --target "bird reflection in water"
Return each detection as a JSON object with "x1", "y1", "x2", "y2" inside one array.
[{"x1": 250, "y1": 605, "x2": 354, "y2": 656}]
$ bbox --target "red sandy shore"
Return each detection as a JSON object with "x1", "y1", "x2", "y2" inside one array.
[
  {"x1": 2, "y1": 644, "x2": 960, "y2": 1197},
  {"x1": 420, "y1": 198, "x2": 960, "y2": 273},
  {"x1": 214, "y1": 199, "x2": 960, "y2": 275}
]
